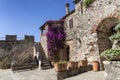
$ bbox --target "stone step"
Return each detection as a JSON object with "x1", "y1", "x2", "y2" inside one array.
[
  {"x1": 41, "y1": 59, "x2": 50, "y2": 62},
  {"x1": 41, "y1": 66, "x2": 53, "y2": 70},
  {"x1": 41, "y1": 60, "x2": 50, "y2": 63},
  {"x1": 41, "y1": 64, "x2": 51, "y2": 67},
  {"x1": 41, "y1": 62, "x2": 50, "y2": 64},
  {"x1": 35, "y1": 43, "x2": 53, "y2": 70}
]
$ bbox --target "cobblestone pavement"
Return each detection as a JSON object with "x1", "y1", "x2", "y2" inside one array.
[
  {"x1": 64, "y1": 71, "x2": 105, "y2": 80},
  {"x1": 0, "y1": 69, "x2": 104, "y2": 80}
]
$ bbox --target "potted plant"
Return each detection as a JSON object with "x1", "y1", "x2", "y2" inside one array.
[
  {"x1": 54, "y1": 61, "x2": 67, "y2": 72},
  {"x1": 80, "y1": 57, "x2": 88, "y2": 67},
  {"x1": 92, "y1": 61, "x2": 99, "y2": 71},
  {"x1": 91, "y1": 56, "x2": 100, "y2": 72},
  {"x1": 69, "y1": 61, "x2": 79, "y2": 69},
  {"x1": 101, "y1": 49, "x2": 120, "y2": 61}
]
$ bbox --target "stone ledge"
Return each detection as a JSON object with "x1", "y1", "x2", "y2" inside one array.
[{"x1": 103, "y1": 61, "x2": 120, "y2": 80}]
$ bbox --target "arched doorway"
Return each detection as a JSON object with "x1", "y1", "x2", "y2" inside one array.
[{"x1": 96, "y1": 17, "x2": 119, "y2": 69}]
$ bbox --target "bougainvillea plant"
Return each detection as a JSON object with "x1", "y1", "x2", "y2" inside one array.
[{"x1": 46, "y1": 21, "x2": 66, "y2": 60}]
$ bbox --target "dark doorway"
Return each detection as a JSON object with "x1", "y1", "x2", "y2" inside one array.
[{"x1": 66, "y1": 45, "x2": 70, "y2": 61}]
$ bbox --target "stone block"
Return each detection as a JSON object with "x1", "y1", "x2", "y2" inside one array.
[
  {"x1": 70, "y1": 69, "x2": 80, "y2": 76},
  {"x1": 79, "y1": 66, "x2": 85, "y2": 73},
  {"x1": 85, "y1": 65, "x2": 92, "y2": 71},
  {"x1": 57, "y1": 71, "x2": 68, "y2": 79},
  {"x1": 104, "y1": 61, "x2": 120, "y2": 80}
]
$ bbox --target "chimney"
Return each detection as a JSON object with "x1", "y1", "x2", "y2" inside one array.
[
  {"x1": 74, "y1": 0, "x2": 83, "y2": 15},
  {"x1": 65, "y1": 3, "x2": 70, "y2": 14},
  {"x1": 73, "y1": 0, "x2": 81, "y2": 4}
]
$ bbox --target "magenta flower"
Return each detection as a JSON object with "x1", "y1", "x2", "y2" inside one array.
[{"x1": 46, "y1": 22, "x2": 66, "y2": 60}]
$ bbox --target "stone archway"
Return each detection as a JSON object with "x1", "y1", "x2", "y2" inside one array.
[
  {"x1": 96, "y1": 17, "x2": 119, "y2": 69},
  {"x1": 97, "y1": 17, "x2": 119, "y2": 54}
]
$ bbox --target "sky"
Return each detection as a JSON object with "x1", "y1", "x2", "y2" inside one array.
[{"x1": 0, "y1": 0, "x2": 74, "y2": 42}]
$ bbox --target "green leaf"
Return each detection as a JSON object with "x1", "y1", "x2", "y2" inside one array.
[
  {"x1": 101, "y1": 49, "x2": 120, "y2": 61},
  {"x1": 84, "y1": 0, "x2": 95, "y2": 8}
]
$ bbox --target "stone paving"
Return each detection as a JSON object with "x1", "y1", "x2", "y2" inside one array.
[
  {"x1": 0, "y1": 69, "x2": 56, "y2": 80},
  {"x1": 0, "y1": 68, "x2": 105, "y2": 80},
  {"x1": 64, "y1": 71, "x2": 105, "y2": 80}
]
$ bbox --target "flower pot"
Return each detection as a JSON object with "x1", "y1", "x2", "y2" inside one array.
[
  {"x1": 69, "y1": 61, "x2": 78, "y2": 69},
  {"x1": 80, "y1": 60, "x2": 88, "y2": 67},
  {"x1": 54, "y1": 63, "x2": 67, "y2": 72},
  {"x1": 92, "y1": 61, "x2": 99, "y2": 72}
]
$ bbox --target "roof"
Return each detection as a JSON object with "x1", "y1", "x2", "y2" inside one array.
[
  {"x1": 73, "y1": 0, "x2": 81, "y2": 4},
  {"x1": 40, "y1": 10, "x2": 75, "y2": 30},
  {"x1": 39, "y1": 20, "x2": 64, "y2": 30},
  {"x1": 60, "y1": 9, "x2": 75, "y2": 20}
]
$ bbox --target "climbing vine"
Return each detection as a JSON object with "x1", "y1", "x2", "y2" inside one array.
[{"x1": 84, "y1": 0, "x2": 95, "y2": 8}]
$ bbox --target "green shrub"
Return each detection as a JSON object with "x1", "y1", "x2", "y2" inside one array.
[
  {"x1": 101, "y1": 49, "x2": 120, "y2": 61},
  {"x1": 109, "y1": 22, "x2": 120, "y2": 41},
  {"x1": 84, "y1": 0, "x2": 95, "y2": 8},
  {"x1": 0, "y1": 57, "x2": 11, "y2": 69},
  {"x1": 109, "y1": 32, "x2": 120, "y2": 41},
  {"x1": 115, "y1": 23, "x2": 120, "y2": 32},
  {"x1": 101, "y1": 21, "x2": 120, "y2": 61}
]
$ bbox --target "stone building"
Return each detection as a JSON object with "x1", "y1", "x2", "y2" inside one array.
[{"x1": 40, "y1": 0, "x2": 120, "y2": 68}]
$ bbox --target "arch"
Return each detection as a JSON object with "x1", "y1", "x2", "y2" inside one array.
[
  {"x1": 95, "y1": 17, "x2": 120, "y2": 70},
  {"x1": 97, "y1": 17, "x2": 119, "y2": 54},
  {"x1": 92, "y1": 12, "x2": 120, "y2": 33}
]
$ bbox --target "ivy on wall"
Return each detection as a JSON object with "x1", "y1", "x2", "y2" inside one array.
[{"x1": 84, "y1": 0, "x2": 95, "y2": 8}]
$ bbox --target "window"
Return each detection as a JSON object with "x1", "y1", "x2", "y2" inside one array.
[
  {"x1": 69, "y1": 18, "x2": 73, "y2": 29},
  {"x1": 42, "y1": 29, "x2": 46, "y2": 36}
]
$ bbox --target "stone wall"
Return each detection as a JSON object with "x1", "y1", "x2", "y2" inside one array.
[
  {"x1": 40, "y1": 25, "x2": 49, "y2": 58},
  {"x1": 64, "y1": 11, "x2": 83, "y2": 61},
  {"x1": 0, "y1": 35, "x2": 34, "y2": 65},
  {"x1": 64, "y1": 0, "x2": 120, "y2": 62},
  {"x1": 64, "y1": 11, "x2": 76, "y2": 40},
  {"x1": 103, "y1": 61, "x2": 120, "y2": 80},
  {"x1": 6, "y1": 35, "x2": 17, "y2": 41}
]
